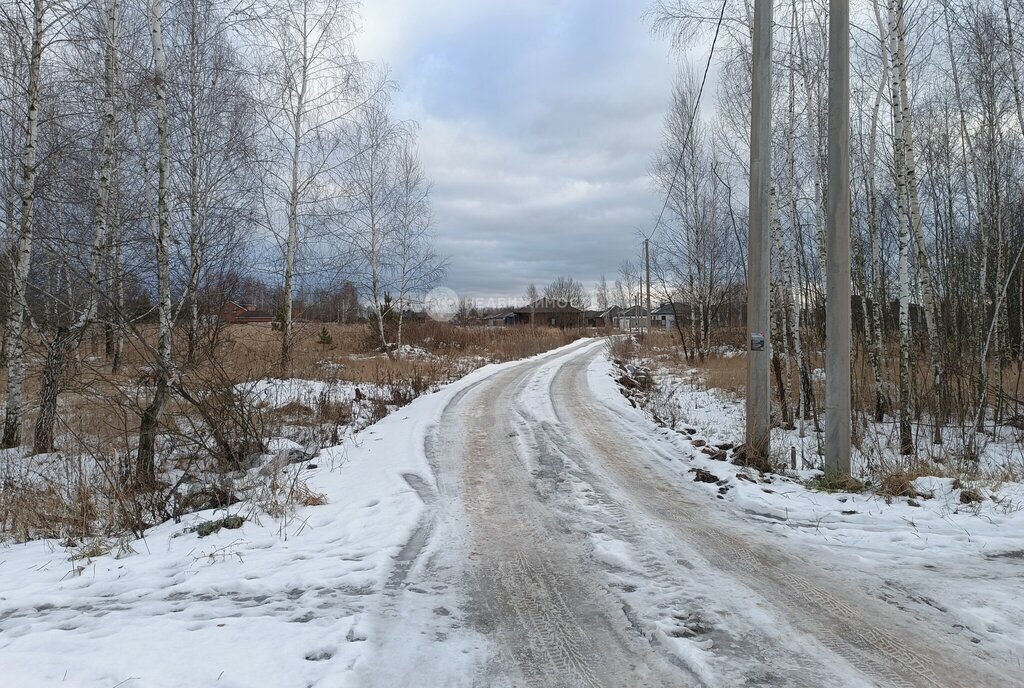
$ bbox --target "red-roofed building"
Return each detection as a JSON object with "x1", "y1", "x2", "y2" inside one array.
[{"x1": 220, "y1": 301, "x2": 274, "y2": 324}]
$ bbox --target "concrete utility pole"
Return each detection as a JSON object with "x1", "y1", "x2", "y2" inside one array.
[
  {"x1": 746, "y1": 0, "x2": 773, "y2": 463},
  {"x1": 825, "y1": 0, "x2": 851, "y2": 475},
  {"x1": 645, "y1": 238, "x2": 652, "y2": 333}
]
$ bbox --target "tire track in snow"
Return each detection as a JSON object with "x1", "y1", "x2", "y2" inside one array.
[
  {"x1": 551, "y1": 346, "x2": 1019, "y2": 688},
  {"x1": 513, "y1": 397, "x2": 850, "y2": 687},
  {"x1": 449, "y1": 341, "x2": 687, "y2": 687}
]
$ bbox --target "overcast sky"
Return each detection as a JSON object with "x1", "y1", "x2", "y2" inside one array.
[{"x1": 354, "y1": 0, "x2": 680, "y2": 302}]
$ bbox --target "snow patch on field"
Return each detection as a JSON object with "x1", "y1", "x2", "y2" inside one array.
[{"x1": 244, "y1": 377, "x2": 385, "y2": 432}]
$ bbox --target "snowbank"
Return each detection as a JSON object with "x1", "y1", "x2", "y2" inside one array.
[
  {"x1": 587, "y1": 351, "x2": 1024, "y2": 661},
  {"x1": 0, "y1": 340, "x2": 594, "y2": 687}
]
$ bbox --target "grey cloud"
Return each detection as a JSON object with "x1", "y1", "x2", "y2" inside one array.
[{"x1": 355, "y1": 0, "x2": 678, "y2": 300}]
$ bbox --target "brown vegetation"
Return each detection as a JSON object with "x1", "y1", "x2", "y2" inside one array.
[
  {"x1": 623, "y1": 326, "x2": 1023, "y2": 491},
  {"x1": 0, "y1": 321, "x2": 586, "y2": 544}
]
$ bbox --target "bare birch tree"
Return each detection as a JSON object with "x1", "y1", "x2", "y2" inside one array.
[
  {"x1": 392, "y1": 137, "x2": 443, "y2": 351},
  {"x1": 1, "y1": 0, "x2": 56, "y2": 448},
  {"x1": 135, "y1": 0, "x2": 173, "y2": 484},
  {"x1": 31, "y1": 0, "x2": 120, "y2": 454},
  {"x1": 252, "y1": 0, "x2": 359, "y2": 375}
]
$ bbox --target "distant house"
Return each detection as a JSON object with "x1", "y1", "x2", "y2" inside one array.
[
  {"x1": 220, "y1": 301, "x2": 273, "y2": 324},
  {"x1": 513, "y1": 298, "x2": 586, "y2": 328},
  {"x1": 483, "y1": 312, "x2": 517, "y2": 327},
  {"x1": 614, "y1": 305, "x2": 648, "y2": 331},
  {"x1": 589, "y1": 305, "x2": 621, "y2": 328},
  {"x1": 401, "y1": 308, "x2": 429, "y2": 323},
  {"x1": 651, "y1": 302, "x2": 687, "y2": 329}
]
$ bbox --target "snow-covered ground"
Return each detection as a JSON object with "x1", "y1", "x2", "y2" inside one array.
[
  {"x1": 2, "y1": 338, "x2": 1021, "y2": 687},
  {"x1": 604, "y1": 351, "x2": 1024, "y2": 663},
  {"x1": 0, "y1": 341, "x2": 591, "y2": 688},
  {"x1": 245, "y1": 376, "x2": 386, "y2": 433},
  {"x1": 2, "y1": 415, "x2": 415, "y2": 686}
]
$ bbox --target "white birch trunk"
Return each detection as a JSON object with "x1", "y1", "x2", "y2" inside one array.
[
  {"x1": 889, "y1": 0, "x2": 913, "y2": 455},
  {"x1": 769, "y1": 185, "x2": 791, "y2": 427},
  {"x1": 972, "y1": 243, "x2": 1024, "y2": 447},
  {"x1": 281, "y1": 2, "x2": 309, "y2": 377},
  {"x1": 941, "y1": 1, "x2": 990, "y2": 428},
  {"x1": 2, "y1": 0, "x2": 46, "y2": 448},
  {"x1": 1004, "y1": 0, "x2": 1024, "y2": 379},
  {"x1": 893, "y1": 0, "x2": 944, "y2": 441},
  {"x1": 136, "y1": 0, "x2": 173, "y2": 483},
  {"x1": 32, "y1": 0, "x2": 119, "y2": 454},
  {"x1": 865, "y1": 0, "x2": 889, "y2": 423},
  {"x1": 795, "y1": 19, "x2": 827, "y2": 307},
  {"x1": 785, "y1": 11, "x2": 813, "y2": 436},
  {"x1": 184, "y1": 18, "x2": 205, "y2": 365}
]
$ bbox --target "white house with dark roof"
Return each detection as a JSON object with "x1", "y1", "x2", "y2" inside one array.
[
  {"x1": 651, "y1": 302, "x2": 686, "y2": 329},
  {"x1": 613, "y1": 305, "x2": 648, "y2": 331}
]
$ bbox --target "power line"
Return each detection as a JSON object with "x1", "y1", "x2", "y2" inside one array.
[{"x1": 647, "y1": 0, "x2": 729, "y2": 241}]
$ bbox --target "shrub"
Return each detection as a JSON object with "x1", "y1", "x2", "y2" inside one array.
[
  {"x1": 807, "y1": 473, "x2": 866, "y2": 493},
  {"x1": 878, "y1": 471, "x2": 919, "y2": 498}
]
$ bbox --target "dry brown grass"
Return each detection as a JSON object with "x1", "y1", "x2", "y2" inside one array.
[
  {"x1": 1, "y1": 319, "x2": 590, "y2": 542},
  {"x1": 609, "y1": 326, "x2": 1024, "y2": 499},
  {"x1": 630, "y1": 329, "x2": 747, "y2": 393},
  {"x1": 199, "y1": 321, "x2": 583, "y2": 385},
  {"x1": 606, "y1": 335, "x2": 638, "y2": 362},
  {"x1": 398, "y1": 321, "x2": 584, "y2": 363},
  {"x1": 702, "y1": 355, "x2": 746, "y2": 394},
  {"x1": 633, "y1": 324, "x2": 1023, "y2": 432},
  {"x1": 877, "y1": 470, "x2": 921, "y2": 498}
]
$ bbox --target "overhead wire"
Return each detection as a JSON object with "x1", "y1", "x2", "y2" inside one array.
[{"x1": 646, "y1": 0, "x2": 730, "y2": 241}]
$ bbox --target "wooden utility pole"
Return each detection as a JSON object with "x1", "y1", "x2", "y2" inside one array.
[
  {"x1": 746, "y1": 0, "x2": 773, "y2": 463},
  {"x1": 645, "y1": 238, "x2": 652, "y2": 332},
  {"x1": 825, "y1": 0, "x2": 851, "y2": 474}
]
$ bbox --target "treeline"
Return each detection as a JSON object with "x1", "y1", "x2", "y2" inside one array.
[
  {"x1": 0, "y1": 0, "x2": 443, "y2": 475},
  {"x1": 647, "y1": 0, "x2": 1024, "y2": 455}
]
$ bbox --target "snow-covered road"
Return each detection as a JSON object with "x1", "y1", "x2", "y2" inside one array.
[
  {"x1": 360, "y1": 339, "x2": 1021, "y2": 688},
  {"x1": 3, "y1": 339, "x2": 1020, "y2": 687}
]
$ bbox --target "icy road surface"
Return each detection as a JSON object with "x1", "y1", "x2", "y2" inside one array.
[{"x1": 361, "y1": 339, "x2": 1021, "y2": 688}]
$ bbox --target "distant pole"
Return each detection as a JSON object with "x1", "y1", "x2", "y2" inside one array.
[
  {"x1": 645, "y1": 238, "x2": 652, "y2": 333},
  {"x1": 746, "y1": 0, "x2": 773, "y2": 463},
  {"x1": 825, "y1": 0, "x2": 851, "y2": 475}
]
